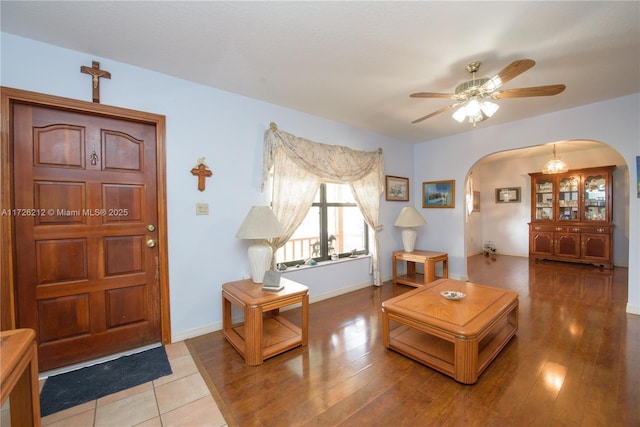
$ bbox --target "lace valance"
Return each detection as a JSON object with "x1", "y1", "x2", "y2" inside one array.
[{"x1": 263, "y1": 124, "x2": 383, "y2": 190}]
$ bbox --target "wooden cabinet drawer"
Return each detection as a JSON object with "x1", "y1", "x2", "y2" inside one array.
[
  {"x1": 530, "y1": 224, "x2": 559, "y2": 232},
  {"x1": 577, "y1": 226, "x2": 611, "y2": 234}
]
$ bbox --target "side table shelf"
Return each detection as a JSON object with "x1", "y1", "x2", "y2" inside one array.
[
  {"x1": 225, "y1": 314, "x2": 304, "y2": 361},
  {"x1": 392, "y1": 250, "x2": 448, "y2": 287}
]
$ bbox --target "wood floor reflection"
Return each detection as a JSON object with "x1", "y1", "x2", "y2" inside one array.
[{"x1": 187, "y1": 255, "x2": 638, "y2": 426}]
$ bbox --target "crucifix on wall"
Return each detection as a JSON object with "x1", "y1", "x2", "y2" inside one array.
[
  {"x1": 191, "y1": 157, "x2": 213, "y2": 191},
  {"x1": 80, "y1": 60, "x2": 111, "y2": 103}
]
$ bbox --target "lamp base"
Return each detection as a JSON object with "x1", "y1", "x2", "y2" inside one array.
[
  {"x1": 248, "y1": 242, "x2": 272, "y2": 283},
  {"x1": 401, "y1": 228, "x2": 417, "y2": 253}
]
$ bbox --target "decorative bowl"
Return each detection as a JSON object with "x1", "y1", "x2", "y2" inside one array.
[{"x1": 440, "y1": 290, "x2": 466, "y2": 301}]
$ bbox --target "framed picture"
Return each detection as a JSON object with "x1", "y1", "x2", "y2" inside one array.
[
  {"x1": 385, "y1": 175, "x2": 409, "y2": 201},
  {"x1": 472, "y1": 191, "x2": 480, "y2": 212},
  {"x1": 495, "y1": 187, "x2": 521, "y2": 203},
  {"x1": 423, "y1": 180, "x2": 455, "y2": 208}
]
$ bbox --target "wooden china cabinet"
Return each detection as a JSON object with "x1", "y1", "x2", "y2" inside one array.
[{"x1": 528, "y1": 165, "x2": 615, "y2": 268}]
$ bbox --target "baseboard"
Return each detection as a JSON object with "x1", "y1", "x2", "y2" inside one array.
[
  {"x1": 626, "y1": 303, "x2": 640, "y2": 315},
  {"x1": 172, "y1": 322, "x2": 222, "y2": 343},
  {"x1": 308, "y1": 279, "x2": 376, "y2": 303}
]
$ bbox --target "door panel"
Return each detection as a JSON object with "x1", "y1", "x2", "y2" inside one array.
[
  {"x1": 34, "y1": 125, "x2": 86, "y2": 168},
  {"x1": 582, "y1": 234, "x2": 610, "y2": 262},
  {"x1": 530, "y1": 231, "x2": 553, "y2": 256},
  {"x1": 35, "y1": 181, "x2": 86, "y2": 225},
  {"x1": 102, "y1": 130, "x2": 142, "y2": 171},
  {"x1": 38, "y1": 294, "x2": 90, "y2": 343},
  {"x1": 556, "y1": 233, "x2": 580, "y2": 258},
  {"x1": 12, "y1": 102, "x2": 162, "y2": 371}
]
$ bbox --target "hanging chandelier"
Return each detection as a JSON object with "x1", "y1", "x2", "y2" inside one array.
[{"x1": 542, "y1": 144, "x2": 569, "y2": 174}]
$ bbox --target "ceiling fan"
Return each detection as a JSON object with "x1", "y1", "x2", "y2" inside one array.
[{"x1": 410, "y1": 59, "x2": 566, "y2": 126}]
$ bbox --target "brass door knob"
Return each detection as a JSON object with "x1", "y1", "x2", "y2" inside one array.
[{"x1": 146, "y1": 239, "x2": 156, "y2": 248}]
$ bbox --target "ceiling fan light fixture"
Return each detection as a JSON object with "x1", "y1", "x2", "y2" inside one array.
[
  {"x1": 466, "y1": 98, "x2": 481, "y2": 116},
  {"x1": 452, "y1": 105, "x2": 468, "y2": 123},
  {"x1": 480, "y1": 100, "x2": 499, "y2": 117},
  {"x1": 468, "y1": 112, "x2": 484, "y2": 125},
  {"x1": 451, "y1": 98, "x2": 499, "y2": 124},
  {"x1": 542, "y1": 144, "x2": 569, "y2": 174}
]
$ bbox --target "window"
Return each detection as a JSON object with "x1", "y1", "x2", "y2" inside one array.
[{"x1": 275, "y1": 183, "x2": 368, "y2": 265}]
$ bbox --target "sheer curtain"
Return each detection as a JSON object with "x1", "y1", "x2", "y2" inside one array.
[{"x1": 263, "y1": 124, "x2": 385, "y2": 286}]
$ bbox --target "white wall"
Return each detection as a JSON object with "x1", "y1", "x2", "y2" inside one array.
[
  {"x1": 1, "y1": 34, "x2": 414, "y2": 340},
  {"x1": 413, "y1": 95, "x2": 639, "y2": 314}
]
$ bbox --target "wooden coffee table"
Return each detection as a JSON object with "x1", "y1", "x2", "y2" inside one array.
[{"x1": 382, "y1": 278, "x2": 518, "y2": 384}]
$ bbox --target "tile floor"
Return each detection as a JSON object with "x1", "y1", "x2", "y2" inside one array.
[{"x1": 34, "y1": 341, "x2": 228, "y2": 427}]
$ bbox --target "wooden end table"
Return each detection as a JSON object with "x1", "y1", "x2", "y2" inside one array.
[
  {"x1": 392, "y1": 250, "x2": 448, "y2": 287},
  {"x1": 222, "y1": 277, "x2": 308, "y2": 365},
  {"x1": 1, "y1": 329, "x2": 41, "y2": 427},
  {"x1": 382, "y1": 278, "x2": 518, "y2": 384}
]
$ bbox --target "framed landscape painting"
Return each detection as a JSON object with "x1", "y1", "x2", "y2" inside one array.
[
  {"x1": 423, "y1": 180, "x2": 455, "y2": 208},
  {"x1": 385, "y1": 175, "x2": 409, "y2": 201}
]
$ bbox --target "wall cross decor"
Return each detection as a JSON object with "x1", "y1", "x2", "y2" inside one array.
[
  {"x1": 80, "y1": 60, "x2": 111, "y2": 103},
  {"x1": 191, "y1": 157, "x2": 213, "y2": 191}
]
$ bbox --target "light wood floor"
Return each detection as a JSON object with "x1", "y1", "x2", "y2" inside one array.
[{"x1": 187, "y1": 255, "x2": 638, "y2": 426}]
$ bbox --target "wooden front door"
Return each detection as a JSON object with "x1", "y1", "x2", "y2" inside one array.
[{"x1": 6, "y1": 91, "x2": 169, "y2": 371}]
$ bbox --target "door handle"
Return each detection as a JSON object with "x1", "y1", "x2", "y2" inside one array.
[{"x1": 146, "y1": 239, "x2": 156, "y2": 248}]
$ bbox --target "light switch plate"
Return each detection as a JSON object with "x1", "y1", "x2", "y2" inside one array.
[{"x1": 195, "y1": 203, "x2": 209, "y2": 215}]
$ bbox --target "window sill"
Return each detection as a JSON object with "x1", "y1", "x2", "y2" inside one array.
[{"x1": 280, "y1": 254, "x2": 370, "y2": 273}]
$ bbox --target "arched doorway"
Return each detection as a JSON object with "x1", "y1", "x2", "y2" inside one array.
[{"x1": 463, "y1": 140, "x2": 629, "y2": 272}]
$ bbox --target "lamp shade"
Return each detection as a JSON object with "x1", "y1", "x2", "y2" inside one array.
[
  {"x1": 236, "y1": 206, "x2": 285, "y2": 284},
  {"x1": 235, "y1": 206, "x2": 285, "y2": 239},
  {"x1": 394, "y1": 207, "x2": 426, "y2": 228}
]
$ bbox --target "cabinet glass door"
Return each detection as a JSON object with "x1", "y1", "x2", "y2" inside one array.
[
  {"x1": 584, "y1": 174, "x2": 607, "y2": 221},
  {"x1": 534, "y1": 178, "x2": 554, "y2": 220},
  {"x1": 558, "y1": 175, "x2": 579, "y2": 220}
]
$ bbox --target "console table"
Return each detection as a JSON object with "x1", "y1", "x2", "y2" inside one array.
[
  {"x1": 1, "y1": 329, "x2": 41, "y2": 426},
  {"x1": 392, "y1": 250, "x2": 448, "y2": 287},
  {"x1": 222, "y1": 277, "x2": 308, "y2": 365}
]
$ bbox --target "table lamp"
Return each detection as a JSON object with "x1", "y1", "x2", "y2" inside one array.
[
  {"x1": 236, "y1": 206, "x2": 285, "y2": 283},
  {"x1": 394, "y1": 206, "x2": 426, "y2": 253}
]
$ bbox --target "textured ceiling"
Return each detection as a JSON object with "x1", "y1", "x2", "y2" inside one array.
[{"x1": 2, "y1": 1, "x2": 639, "y2": 144}]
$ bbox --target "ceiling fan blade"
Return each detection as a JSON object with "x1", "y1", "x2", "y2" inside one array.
[
  {"x1": 410, "y1": 92, "x2": 456, "y2": 99},
  {"x1": 492, "y1": 84, "x2": 566, "y2": 99},
  {"x1": 411, "y1": 103, "x2": 460, "y2": 124},
  {"x1": 482, "y1": 59, "x2": 536, "y2": 91}
]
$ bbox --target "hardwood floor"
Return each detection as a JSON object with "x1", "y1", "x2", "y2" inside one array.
[{"x1": 186, "y1": 255, "x2": 638, "y2": 426}]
